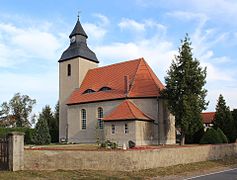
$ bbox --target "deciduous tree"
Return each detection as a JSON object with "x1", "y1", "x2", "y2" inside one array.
[{"x1": 0, "y1": 93, "x2": 36, "y2": 127}]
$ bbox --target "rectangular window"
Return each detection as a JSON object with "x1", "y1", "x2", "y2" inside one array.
[
  {"x1": 111, "y1": 124, "x2": 115, "y2": 134},
  {"x1": 124, "y1": 123, "x2": 128, "y2": 134}
]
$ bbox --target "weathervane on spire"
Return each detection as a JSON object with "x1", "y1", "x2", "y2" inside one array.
[{"x1": 77, "y1": 11, "x2": 81, "y2": 20}]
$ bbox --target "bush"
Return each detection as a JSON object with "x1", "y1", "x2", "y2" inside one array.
[
  {"x1": 100, "y1": 140, "x2": 118, "y2": 149},
  {"x1": 216, "y1": 128, "x2": 228, "y2": 143},
  {"x1": 200, "y1": 128, "x2": 222, "y2": 144},
  {"x1": 0, "y1": 127, "x2": 34, "y2": 144}
]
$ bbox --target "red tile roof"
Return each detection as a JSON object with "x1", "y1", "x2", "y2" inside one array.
[
  {"x1": 103, "y1": 100, "x2": 153, "y2": 121},
  {"x1": 67, "y1": 58, "x2": 164, "y2": 105},
  {"x1": 201, "y1": 112, "x2": 215, "y2": 124}
]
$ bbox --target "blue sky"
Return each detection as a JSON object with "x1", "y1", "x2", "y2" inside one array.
[{"x1": 0, "y1": 0, "x2": 237, "y2": 114}]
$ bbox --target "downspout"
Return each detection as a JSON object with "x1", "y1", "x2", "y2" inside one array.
[
  {"x1": 66, "y1": 122, "x2": 69, "y2": 143},
  {"x1": 157, "y1": 96, "x2": 160, "y2": 145}
]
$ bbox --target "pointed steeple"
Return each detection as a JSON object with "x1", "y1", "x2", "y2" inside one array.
[
  {"x1": 59, "y1": 16, "x2": 98, "y2": 63},
  {"x1": 69, "y1": 16, "x2": 88, "y2": 38}
]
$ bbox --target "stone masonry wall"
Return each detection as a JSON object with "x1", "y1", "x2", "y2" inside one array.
[{"x1": 24, "y1": 143, "x2": 237, "y2": 171}]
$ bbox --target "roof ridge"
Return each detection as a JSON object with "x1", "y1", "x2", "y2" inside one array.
[
  {"x1": 127, "y1": 58, "x2": 144, "y2": 96},
  {"x1": 142, "y1": 59, "x2": 163, "y2": 90},
  {"x1": 126, "y1": 100, "x2": 152, "y2": 120},
  {"x1": 126, "y1": 100, "x2": 137, "y2": 119},
  {"x1": 92, "y1": 58, "x2": 143, "y2": 70}
]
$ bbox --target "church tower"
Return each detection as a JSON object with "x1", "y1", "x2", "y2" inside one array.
[{"x1": 58, "y1": 17, "x2": 99, "y2": 141}]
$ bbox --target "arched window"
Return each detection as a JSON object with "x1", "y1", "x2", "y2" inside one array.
[
  {"x1": 81, "y1": 109, "x2": 86, "y2": 129},
  {"x1": 97, "y1": 107, "x2": 103, "y2": 129},
  {"x1": 67, "y1": 64, "x2": 71, "y2": 76}
]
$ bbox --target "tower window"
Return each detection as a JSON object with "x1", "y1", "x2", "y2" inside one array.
[
  {"x1": 124, "y1": 123, "x2": 128, "y2": 134},
  {"x1": 97, "y1": 107, "x2": 103, "y2": 129},
  {"x1": 81, "y1": 109, "x2": 86, "y2": 129},
  {"x1": 111, "y1": 124, "x2": 115, "y2": 134},
  {"x1": 67, "y1": 64, "x2": 71, "y2": 76}
]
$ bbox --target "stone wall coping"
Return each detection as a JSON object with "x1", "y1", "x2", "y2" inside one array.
[{"x1": 23, "y1": 143, "x2": 237, "y2": 152}]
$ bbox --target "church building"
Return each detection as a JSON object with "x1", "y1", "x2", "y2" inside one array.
[{"x1": 59, "y1": 17, "x2": 176, "y2": 146}]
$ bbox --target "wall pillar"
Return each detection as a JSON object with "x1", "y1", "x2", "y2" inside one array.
[{"x1": 7, "y1": 132, "x2": 25, "y2": 171}]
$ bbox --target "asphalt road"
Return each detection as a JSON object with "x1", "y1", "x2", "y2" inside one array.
[{"x1": 185, "y1": 168, "x2": 237, "y2": 180}]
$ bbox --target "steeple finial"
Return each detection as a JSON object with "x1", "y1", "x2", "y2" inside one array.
[
  {"x1": 69, "y1": 13, "x2": 88, "y2": 38},
  {"x1": 77, "y1": 11, "x2": 81, "y2": 20}
]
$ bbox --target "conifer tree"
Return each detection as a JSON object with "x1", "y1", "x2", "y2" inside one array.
[
  {"x1": 214, "y1": 94, "x2": 236, "y2": 142},
  {"x1": 41, "y1": 105, "x2": 55, "y2": 131},
  {"x1": 52, "y1": 102, "x2": 59, "y2": 142},
  {"x1": 232, "y1": 109, "x2": 237, "y2": 140},
  {"x1": 33, "y1": 107, "x2": 51, "y2": 145},
  {"x1": 162, "y1": 34, "x2": 208, "y2": 145}
]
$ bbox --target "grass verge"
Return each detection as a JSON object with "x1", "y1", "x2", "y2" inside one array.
[{"x1": 0, "y1": 156, "x2": 236, "y2": 180}]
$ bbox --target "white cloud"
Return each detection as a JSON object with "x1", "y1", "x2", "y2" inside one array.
[
  {"x1": 118, "y1": 18, "x2": 167, "y2": 35},
  {"x1": 83, "y1": 14, "x2": 110, "y2": 41},
  {"x1": 95, "y1": 36, "x2": 176, "y2": 80},
  {"x1": 185, "y1": 0, "x2": 237, "y2": 22},
  {"x1": 0, "y1": 22, "x2": 65, "y2": 67},
  {"x1": 167, "y1": 11, "x2": 234, "y2": 82},
  {"x1": 137, "y1": 0, "x2": 237, "y2": 25},
  {"x1": 167, "y1": 11, "x2": 208, "y2": 25},
  {"x1": 93, "y1": 13, "x2": 109, "y2": 26},
  {"x1": 83, "y1": 23, "x2": 107, "y2": 40},
  {"x1": 0, "y1": 71, "x2": 58, "y2": 113},
  {"x1": 119, "y1": 18, "x2": 145, "y2": 32}
]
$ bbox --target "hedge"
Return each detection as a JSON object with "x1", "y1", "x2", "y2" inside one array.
[{"x1": 0, "y1": 127, "x2": 35, "y2": 144}]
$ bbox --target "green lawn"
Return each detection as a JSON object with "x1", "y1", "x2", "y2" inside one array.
[{"x1": 0, "y1": 156, "x2": 237, "y2": 180}]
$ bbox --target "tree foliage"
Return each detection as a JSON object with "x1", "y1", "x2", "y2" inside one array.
[
  {"x1": 232, "y1": 109, "x2": 237, "y2": 140},
  {"x1": 216, "y1": 128, "x2": 228, "y2": 143},
  {"x1": 161, "y1": 34, "x2": 208, "y2": 145},
  {"x1": 200, "y1": 128, "x2": 222, "y2": 144},
  {"x1": 33, "y1": 107, "x2": 51, "y2": 145},
  {"x1": 214, "y1": 94, "x2": 236, "y2": 142},
  {"x1": 51, "y1": 102, "x2": 59, "y2": 143},
  {"x1": 54, "y1": 101, "x2": 59, "y2": 129},
  {"x1": 0, "y1": 93, "x2": 36, "y2": 127}
]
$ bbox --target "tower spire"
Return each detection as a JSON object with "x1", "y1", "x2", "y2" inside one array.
[
  {"x1": 59, "y1": 15, "x2": 98, "y2": 63},
  {"x1": 69, "y1": 14, "x2": 88, "y2": 38}
]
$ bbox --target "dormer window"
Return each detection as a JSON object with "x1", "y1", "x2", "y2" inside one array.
[
  {"x1": 98, "y1": 87, "x2": 111, "y2": 92},
  {"x1": 83, "y1": 89, "x2": 95, "y2": 94}
]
